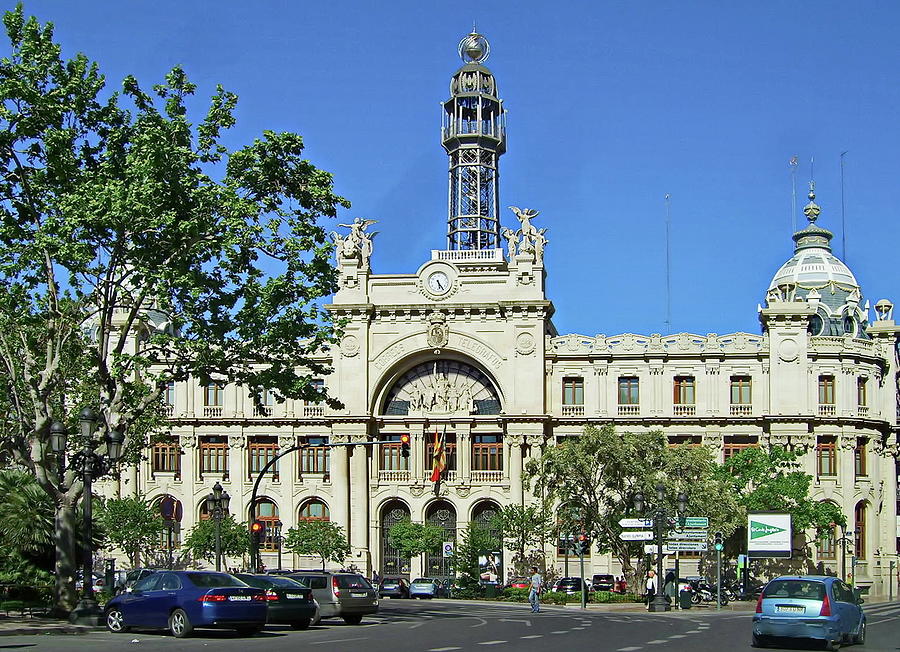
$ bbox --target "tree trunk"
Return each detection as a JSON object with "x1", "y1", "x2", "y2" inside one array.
[{"x1": 54, "y1": 500, "x2": 78, "y2": 615}]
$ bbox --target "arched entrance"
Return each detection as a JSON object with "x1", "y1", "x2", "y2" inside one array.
[
  {"x1": 381, "y1": 501, "x2": 411, "y2": 577},
  {"x1": 424, "y1": 501, "x2": 457, "y2": 579}
]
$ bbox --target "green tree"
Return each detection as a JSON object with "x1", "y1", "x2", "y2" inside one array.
[
  {"x1": 450, "y1": 523, "x2": 499, "y2": 594},
  {"x1": 387, "y1": 518, "x2": 445, "y2": 562},
  {"x1": 96, "y1": 496, "x2": 164, "y2": 567},
  {"x1": 182, "y1": 515, "x2": 250, "y2": 566},
  {"x1": 283, "y1": 521, "x2": 350, "y2": 570},
  {"x1": 490, "y1": 503, "x2": 554, "y2": 576},
  {"x1": 525, "y1": 425, "x2": 741, "y2": 586},
  {"x1": 0, "y1": 7, "x2": 349, "y2": 609}
]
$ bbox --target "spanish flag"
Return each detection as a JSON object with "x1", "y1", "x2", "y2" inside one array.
[{"x1": 430, "y1": 429, "x2": 446, "y2": 482}]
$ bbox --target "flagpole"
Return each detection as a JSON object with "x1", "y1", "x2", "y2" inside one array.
[{"x1": 790, "y1": 156, "x2": 798, "y2": 233}]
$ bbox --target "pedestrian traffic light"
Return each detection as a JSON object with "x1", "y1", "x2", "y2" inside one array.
[
  {"x1": 250, "y1": 520, "x2": 265, "y2": 546},
  {"x1": 714, "y1": 531, "x2": 724, "y2": 551},
  {"x1": 400, "y1": 433, "x2": 410, "y2": 459},
  {"x1": 577, "y1": 533, "x2": 590, "y2": 555}
]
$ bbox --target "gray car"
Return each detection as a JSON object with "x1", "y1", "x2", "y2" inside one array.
[{"x1": 289, "y1": 571, "x2": 378, "y2": 625}]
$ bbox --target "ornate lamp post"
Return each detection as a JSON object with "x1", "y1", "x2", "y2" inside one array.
[
  {"x1": 50, "y1": 408, "x2": 124, "y2": 625},
  {"x1": 835, "y1": 524, "x2": 855, "y2": 584},
  {"x1": 205, "y1": 481, "x2": 230, "y2": 572},
  {"x1": 633, "y1": 482, "x2": 688, "y2": 613}
]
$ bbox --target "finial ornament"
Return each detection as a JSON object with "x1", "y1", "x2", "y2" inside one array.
[
  {"x1": 458, "y1": 29, "x2": 490, "y2": 64},
  {"x1": 803, "y1": 180, "x2": 820, "y2": 223}
]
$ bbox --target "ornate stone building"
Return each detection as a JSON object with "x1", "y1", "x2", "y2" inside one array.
[{"x1": 133, "y1": 31, "x2": 900, "y2": 591}]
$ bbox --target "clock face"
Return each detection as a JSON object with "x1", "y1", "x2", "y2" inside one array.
[{"x1": 427, "y1": 270, "x2": 450, "y2": 294}]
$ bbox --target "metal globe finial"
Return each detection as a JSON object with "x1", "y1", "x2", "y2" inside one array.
[{"x1": 458, "y1": 31, "x2": 490, "y2": 64}]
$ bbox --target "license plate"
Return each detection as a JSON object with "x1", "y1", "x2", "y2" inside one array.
[
  {"x1": 229, "y1": 595, "x2": 252, "y2": 602},
  {"x1": 775, "y1": 605, "x2": 804, "y2": 613},
  {"x1": 351, "y1": 592, "x2": 368, "y2": 598},
  {"x1": 286, "y1": 593, "x2": 305, "y2": 600}
]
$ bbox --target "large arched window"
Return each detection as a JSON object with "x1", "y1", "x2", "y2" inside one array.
[
  {"x1": 472, "y1": 501, "x2": 501, "y2": 542},
  {"x1": 425, "y1": 501, "x2": 457, "y2": 579},
  {"x1": 299, "y1": 499, "x2": 330, "y2": 522},
  {"x1": 854, "y1": 502, "x2": 866, "y2": 560},
  {"x1": 816, "y1": 503, "x2": 839, "y2": 560},
  {"x1": 383, "y1": 360, "x2": 501, "y2": 416},
  {"x1": 254, "y1": 498, "x2": 280, "y2": 552},
  {"x1": 381, "y1": 501, "x2": 411, "y2": 576}
]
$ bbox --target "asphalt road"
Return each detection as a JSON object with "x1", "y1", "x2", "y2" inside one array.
[{"x1": 4, "y1": 599, "x2": 900, "y2": 651}]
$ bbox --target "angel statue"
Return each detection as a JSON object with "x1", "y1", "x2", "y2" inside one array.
[
  {"x1": 332, "y1": 217, "x2": 378, "y2": 267},
  {"x1": 500, "y1": 226, "x2": 518, "y2": 262},
  {"x1": 509, "y1": 206, "x2": 540, "y2": 240}
]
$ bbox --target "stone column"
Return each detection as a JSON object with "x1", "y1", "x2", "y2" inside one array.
[
  {"x1": 411, "y1": 424, "x2": 426, "y2": 484},
  {"x1": 349, "y1": 435, "x2": 370, "y2": 573},
  {"x1": 457, "y1": 425, "x2": 471, "y2": 482},
  {"x1": 329, "y1": 436, "x2": 350, "y2": 537},
  {"x1": 507, "y1": 435, "x2": 524, "y2": 506}
]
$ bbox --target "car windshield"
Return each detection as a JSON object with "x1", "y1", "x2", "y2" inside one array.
[
  {"x1": 335, "y1": 574, "x2": 372, "y2": 589},
  {"x1": 412, "y1": 578, "x2": 433, "y2": 584},
  {"x1": 187, "y1": 573, "x2": 247, "y2": 588},
  {"x1": 267, "y1": 576, "x2": 306, "y2": 588},
  {"x1": 763, "y1": 580, "x2": 826, "y2": 601},
  {"x1": 234, "y1": 575, "x2": 270, "y2": 589}
]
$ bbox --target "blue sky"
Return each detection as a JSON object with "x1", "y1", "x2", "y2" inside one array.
[{"x1": 14, "y1": 1, "x2": 900, "y2": 337}]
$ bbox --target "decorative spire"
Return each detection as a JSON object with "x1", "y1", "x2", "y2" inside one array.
[
  {"x1": 803, "y1": 180, "x2": 821, "y2": 223},
  {"x1": 458, "y1": 29, "x2": 490, "y2": 64}
]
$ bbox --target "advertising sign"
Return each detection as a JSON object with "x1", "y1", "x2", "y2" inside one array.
[
  {"x1": 442, "y1": 541, "x2": 454, "y2": 558},
  {"x1": 478, "y1": 551, "x2": 502, "y2": 584},
  {"x1": 747, "y1": 513, "x2": 792, "y2": 558}
]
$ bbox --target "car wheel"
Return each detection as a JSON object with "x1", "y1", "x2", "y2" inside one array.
[
  {"x1": 342, "y1": 614, "x2": 363, "y2": 625},
  {"x1": 824, "y1": 639, "x2": 841, "y2": 651},
  {"x1": 169, "y1": 608, "x2": 194, "y2": 638},
  {"x1": 751, "y1": 633, "x2": 767, "y2": 648},
  {"x1": 291, "y1": 619, "x2": 311, "y2": 630},
  {"x1": 105, "y1": 608, "x2": 129, "y2": 634},
  {"x1": 853, "y1": 620, "x2": 865, "y2": 644},
  {"x1": 236, "y1": 625, "x2": 263, "y2": 636}
]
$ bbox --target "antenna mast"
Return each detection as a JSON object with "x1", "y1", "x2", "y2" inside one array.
[
  {"x1": 840, "y1": 151, "x2": 848, "y2": 260},
  {"x1": 789, "y1": 156, "x2": 798, "y2": 233},
  {"x1": 665, "y1": 193, "x2": 671, "y2": 334}
]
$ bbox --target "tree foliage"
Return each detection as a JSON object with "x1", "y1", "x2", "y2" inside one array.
[
  {"x1": 96, "y1": 496, "x2": 164, "y2": 567},
  {"x1": 283, "y1": 521, "x2": 350, "y2": 570},
  {"x1": 182, "y1": 515, "x2": 249, "y2": 565},
  {"x1": 0, "y1": 6, "x2": 349, "y2": 609},
  {"x1": 525, "y1": 425, "x2": 741, "y2": 585},
  {"x1": 450, "y1": 523, "x2": 499, "y2": 594},
  {"x1": 490, "y1": 503, "x2": 554, "y2": 575},
  {"x1": 387, "y1": 518, "x2": 445, "y2": 559}
]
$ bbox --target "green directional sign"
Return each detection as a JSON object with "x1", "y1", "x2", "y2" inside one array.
[
  {"x1": 682, "y1": 517, "x2": 708, "y2": 528},
  {"x1": 750, "y1": 520, "x2": 787, "y2": 540}
]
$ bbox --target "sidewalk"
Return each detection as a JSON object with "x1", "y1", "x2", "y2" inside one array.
[{"x1": 0, "y1": 616, "x2": 95, "y2": 637}]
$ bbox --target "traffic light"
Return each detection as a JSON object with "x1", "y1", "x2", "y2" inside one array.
[
  {"x1": 400, "y1": 433, "x2": 410, "y2": 459},
  {"x1": 714, "y1": 531, "x2": 724, "y2": 551},
  {"x1": 577, "y1": 533, "x2": 590, "y2": 555},
  {"x1": 250, "y1": 520, "x2": 265, "y2": 546}
]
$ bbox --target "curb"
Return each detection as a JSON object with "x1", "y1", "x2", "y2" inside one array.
[{"x1": 0, "y1": 624, "x2": 95, "y2": 637}]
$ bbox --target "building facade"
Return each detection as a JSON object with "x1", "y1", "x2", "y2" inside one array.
[{"x1": 127, "y1": 31, "x2": 900, "y2": 591}]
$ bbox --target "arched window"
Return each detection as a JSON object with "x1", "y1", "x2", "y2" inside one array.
[
  {"x1": 152, "y1": 495, "x2": 183, "y2": 549},
  {"x1": 816, "y1": 503, "x2": 838, "y2": 560},
  {"x1": 425, "y1": 501, "x2": 457, "y2": 579},
  {"x1": 299, "y1": 499, "x2": 330, "y2": 522},
  {"x1": 254, "y1": 498, "x2": 280, "y2": 552},
  {"x1": 854, "y1": 502, "x2": 866, "y2": 560},
  {"x1": 472, "y1": 501, "x2": 501, "y2": 541},
  {"x1": 381, "y1": 501, "x2": 411, "y2": 576}
]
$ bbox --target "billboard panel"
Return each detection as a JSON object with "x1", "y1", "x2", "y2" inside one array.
[{"x1": 747, "y1": 513, "x2": 792, "y2": 558}]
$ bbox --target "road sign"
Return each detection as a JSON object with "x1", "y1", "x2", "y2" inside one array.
[
  {"x1": 681, "y1": 517, "x2": 709, "y2": 528},
  {"x1": 666, "y1": 541, "x2": 708, "y2": 552},
  {"x1": 645, "y1": 544, "x2": 672, "y2": 555},
  {"x1": 668, "y1": 531, "x2": 708, "y2": 540},
  {"x1": 619, "y1": 518, "x2": 653, "y2": 528},
  {"x1": 619, "y1": 530, "x2": 654, "y2": 541},
  {"x1": 442, "y1": 541, "x2": 454, "y2": 558}
]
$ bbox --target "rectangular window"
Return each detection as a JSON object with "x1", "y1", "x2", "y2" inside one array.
[
  {"x1": 151, "y1": 439, "x2": 181, "y2": 475},
  {"x1": 248, "y1": 437, "x2": 279, "y2": 479},
  {"x1": 817, "y1": 526, "x2": 837, "y2": 560},
  {"x1": 668, "y1": 435, "x2": 702, "y2": 447},
  {"x1": 199, "y1": 436, "x2": 228, "y2": 478},
  {"x1": 204, "y1": 383, "x2": 224, "y2": 406},
  {"x1": 854, "y1": 503, "x2": 866, "y2": 560},
  {"x1": 472, "y1": 435, "x2": 503, "y2": 471},
  {"x1": 730, "y1": 376, "x2": 752, "y2": 404},
  {"x1": 305, "y1": 379, "x2": 325, "y2": 405},
  {"x1": 817, "y1": 437, "x2": 837, "y2": 477},
  {"x1": 673, "y1": 376, "x2": 695, "y2": 404},
  {"x1": 855, "y1": 441, "x2": 867, "y2": 477},
  {"x1": 618, "y1": 377, "x2": 639, "y2": 404},
  {"x1": 163, "y1": 382, "x2": 175, "y2": 405},
  {"x1": 818, "y1": 375, "x2": 836, "y2": 405},
  {"x1": 426, "y1": 433, "x2": 457, "y2": 472},
  {"x1": 857, "y1": 378, "x2": 867, "y2": 407},
  {"x1": 562, "y1": 378, "x2": 584, "y2": 406},
  {"x1": 299, "y1": 436, "x2": 330, "y2": 475},
  {"x1": 380, "y1": 434, "x2": 409, "y2": 472},
  {"x1": 723, "y1": 436, "x2": 759, "y2": 460}
]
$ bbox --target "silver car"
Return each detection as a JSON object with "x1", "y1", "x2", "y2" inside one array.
[{"x1": 289, "y1": 572, "x2": 378, "y2": 625}]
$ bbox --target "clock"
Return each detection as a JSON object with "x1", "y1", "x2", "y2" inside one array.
[{"x1": 427, "y1": 270, "x2": 450, "y2": 294}]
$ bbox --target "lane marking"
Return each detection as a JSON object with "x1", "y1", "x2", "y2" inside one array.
[
  {"x1": 616, "y1": 647, "x2": 643, "y2": 651},
  {"x1": 572, "y1": 626, "x2": 585, "y2": 630},
  {"x1": 646, "y1": 640, "x2": 669, "y2": 645},
  {"x1": 520, "y1": 635, "x2": 543, "y2": 639},
  {"x1": 684, "y1": 629, "x2": 701, "y2": 633},
  {"x1": 668, "y1": 634, "x2": 687, "y2": 639},
  {"x1": 311, "y1": 637, "x2": 366, "y2": 645},
  {"x1": 428, "y1": 648, "x2": 462, "y2": 651},
  {"x1": 550, "y1": 630, "x2": 569, "y2": 634},
  {"x1": 868, "y1": 616, "x2": 899, "y2": 625},
  {"x1": 478, "y1": 641, "x2": 508, "y2": 646}
]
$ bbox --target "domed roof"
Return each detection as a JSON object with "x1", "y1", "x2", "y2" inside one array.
[{"x1": 768, "y1": 248, "x2": 859, "y2": 296}]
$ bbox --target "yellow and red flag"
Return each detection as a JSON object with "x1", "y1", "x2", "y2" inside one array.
[{"x1": 430, "y1": 429, "x2": 446, "y2": 482}]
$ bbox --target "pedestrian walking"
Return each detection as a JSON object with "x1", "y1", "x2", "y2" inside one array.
[
  {"x1": 528, "y1": 566, "x2": 543, "y2": 613},
  {"x1": 645, "y1": 569, "x2": 657, "y2": 610}
]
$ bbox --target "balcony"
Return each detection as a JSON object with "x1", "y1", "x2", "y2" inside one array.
[
  {"x1": 857, "y1": 405, "x2": 869, "y2": 417},
  {"x1": 378, "y1": 470, "x2": 410, "y2": 483},
  {"x1": 618, "y1": 404, "x2": 639, "y2": 416},
  {"x1": 673, "y1": 404, "x2": 696, "y2": 417},
  {"x1": 561, "y1": 405, "x2": 584, "y2": 417},
  {"x1": 252, "y1": 406, "x2": 272, "y2": 417},
  {"x1": 424, "y1": 470, "x2": 457, "y2": 482},
  {"x1": 163, "y1": 404, "x2": 174, "y2": 417},
  {"x1": 471, "y1": 470, "x2": 504, "y2": 483},
  {"x1": 431, "y1": 248, "x2": 505, "y2": 263},
  {"x1": 203, "y1": 406, "x2": 223, "y2": 418},
  {"x1": 303, "y1": 406, "x2": 325, "y2": 418},
  {"x1": 818, "y1": 404, "x2": 836, "y2": 417},
  {"x1": 730, "y1": 404, "x2": 752, "y2": 417}
]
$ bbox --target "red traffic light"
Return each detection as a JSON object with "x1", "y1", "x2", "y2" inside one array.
[
  {"x1": 250, "y1": 520, "x2": 264, "y2": 533},
  {"x1": 400, "y1": 434, "x2": 411, "y2": 445},
  {"x1": 577, "y1": 533, "x2": 587, "y2": 542}
]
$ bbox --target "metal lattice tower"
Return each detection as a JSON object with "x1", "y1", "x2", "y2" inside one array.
[{"x1": 441, "y1": 30, "x2": 507, "y2": 250}]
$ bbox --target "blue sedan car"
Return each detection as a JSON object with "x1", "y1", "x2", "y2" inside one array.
[
  {"x1": 752, "y1": 575, "x2": 865, "y2": 650},
  {"x1": 105, "y1": 571, "x2": 267, "y2": 638}
]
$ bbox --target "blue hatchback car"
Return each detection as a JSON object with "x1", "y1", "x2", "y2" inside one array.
[
  {"x1": 752, "y1": 575, "x2": 865, "y2": 650},
  {"x1": 105, "y1": 571, "x2": 267, "y2": 638}
]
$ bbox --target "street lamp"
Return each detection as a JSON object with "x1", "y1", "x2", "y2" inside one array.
[
  {"x1": 834, "y1": 523, "x2": 855, "y2": 584},
  {"x1": 205, "y1": 481, "x2": 231, "y2": 572},
  {"x1": 50, "y1": 408, "x2": 124, "y2": 625},
  {"x1": 633, "y1": 482, "x2": 688, "y2": 613}
]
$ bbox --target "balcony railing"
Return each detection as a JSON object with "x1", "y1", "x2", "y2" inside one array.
[
  {"x1": 471, "y1": 470, "x2": 504, "y2": 483},
  {"x1": 561, "y1": 405, "x2": 584, "y2": 417},
  {"x1": 378, "y1": 470, "x2": 410, "y2": 483},
  {"x1": 203, "y1": 406, "x2": 223, "y2": 418},
  {"x1": 303, "y1": 406, "x2": 325, "y2": 418},
  {"x1": 618, "y1": 404, "x2": 640, "y2": 416},
  {"x1": 163, "y1": 404, "x2": 174, "y2": 417},
  {"x1": 818, "y1": 404, "x2": 836, "y2": 416},
  {"x1": 252, "y1": 406, "x2": 272, "y2": 417},
  {"x1": 857, "y1": 406, "x2": 869, "y2": 417},
  {"x1": 432, "y1": 248, "x2": 505, "y2": 263},
  {"x1": 424, "y1": 470, "x2": 457, "y2": 482},
  {"x1": 673, "y1": 404, "x2": 696, "y2": 416},
  {"x1": 730, "y1": 404, "x2": 752, "y2": 416}
]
